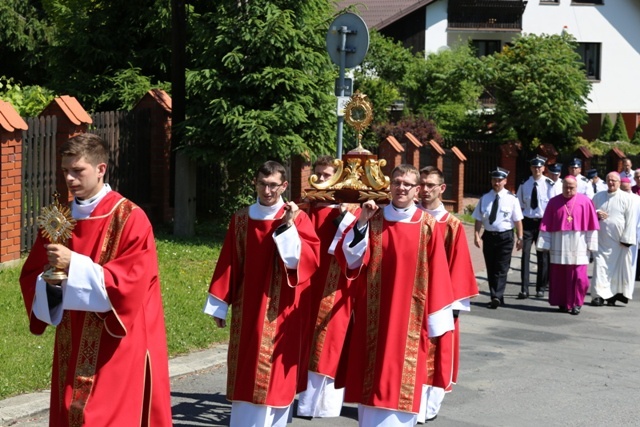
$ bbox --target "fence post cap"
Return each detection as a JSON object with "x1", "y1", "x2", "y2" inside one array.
[{"x1": 0, "y1": 100, "x2": 28, "y2": 132}]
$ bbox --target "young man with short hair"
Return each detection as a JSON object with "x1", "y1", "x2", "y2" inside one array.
[
  {"x1": 337, "y1": 164, "x2": 454, "y2": 427},
  {"x1": 297, "y1": 155, "x2": 359, "y2": 419},
  {"x1": 20, "y1": 133, "x2": 173, "y2": 426},
  {"x1": 205, "y1": 160, "x2": 320, "y2": 427},
  {"x1": 417, "y1": 166, "x2": 478, "y2": 423}
]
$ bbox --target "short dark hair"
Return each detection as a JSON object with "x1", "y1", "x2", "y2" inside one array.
[
  {"x1": 419, "y1": 166, "x2": 444, "y2": 184},
  {"x1": 391, "y1": 164, "x2": 419, "y2": 183},
  {"x1": 256, "y1": 160, "x2": 287, "y2": 182},
  {"x1": 60, "y1": 133, "x2": 109, "y2": 166},
  {"x1": 314, "y1": 155, "x2": 335, "y2": 170}
]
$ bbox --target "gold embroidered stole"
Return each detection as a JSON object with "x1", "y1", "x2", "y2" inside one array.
[
  {"x1": 227, "y1": 208, "x2": 248, "y2": 399},
  {"x1": 57, "y1": 198, "x2": 135, "y2": 426},
  {"x1": 362, "y1": 211, "x2": 433, "y2": 412}
]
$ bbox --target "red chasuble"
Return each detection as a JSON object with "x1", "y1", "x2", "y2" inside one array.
[
  {"x1": 428, "y1": 213, "x2": 479, "y2": 390},
  {"x1": 19, "y1": 191, "x2": 172, "y2": 427},
  {"x1": 337, "y1": 209, "x2": 454, "y2": 414},
  {"x1": 209, "y1": 206, "x2": 320, "y2": 407},
  {"x1": 302, "y1": 204, "x2": 359, "y2": 383}
]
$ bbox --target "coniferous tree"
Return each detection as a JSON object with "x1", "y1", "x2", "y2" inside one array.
[
  {"x1": 611, "y1": 113, "x2": 630, "y2": 142},
  {"x1": 630, "y1": 124, "x2": 640, "y2": 145},
  {"x1": 598, "y1": 114, "x2": 613, "y2": 141}
]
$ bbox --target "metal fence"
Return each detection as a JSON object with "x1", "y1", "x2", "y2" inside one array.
[{"x1": 444, "y1": 138, "x2": 502, "y2": 195}]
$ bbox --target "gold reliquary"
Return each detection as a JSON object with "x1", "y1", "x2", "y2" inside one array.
[{"x1": 303, "y1": 92, "x2": 391, "y2": 204}]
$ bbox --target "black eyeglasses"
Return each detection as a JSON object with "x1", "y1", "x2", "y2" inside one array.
[
  {"x1": 391, "y1": 180, "x2": 418, "y2": 189},
  {"x1": 256, "y1": 182, "x2": 283, "y2": 191}
]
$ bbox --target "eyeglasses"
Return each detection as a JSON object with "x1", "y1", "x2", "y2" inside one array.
[
  {"x1": 256, "y1": 181, "x2": 283, "y2": 191},
  {"x1": 391, "y1": 180, "x2": 418, "y2": 189}
]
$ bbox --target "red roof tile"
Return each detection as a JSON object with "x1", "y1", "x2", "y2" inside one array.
[{"x1": 0, "y1": 100, "x2": 28, "y2": 132}]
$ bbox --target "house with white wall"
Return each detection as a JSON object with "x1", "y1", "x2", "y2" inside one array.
[{"x1": 337, "y1": 0, "x2": 640, "y2": 139}]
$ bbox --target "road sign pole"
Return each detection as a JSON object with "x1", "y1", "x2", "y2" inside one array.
[{"x1": 336, "y1": 26, "x2": 348, "y2": 159}]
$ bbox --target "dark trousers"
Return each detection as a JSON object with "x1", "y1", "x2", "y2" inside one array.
[
  {"x1": 520, "y1": 217, "x2": 549, "y2": 294},
  {"x1": 482, "y1": 230, "x2": 514, "y2": 301}
]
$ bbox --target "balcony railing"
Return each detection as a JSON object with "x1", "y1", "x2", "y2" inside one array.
[{"x1": 448, "y1": 0, "x2": 527, "y2": 31}]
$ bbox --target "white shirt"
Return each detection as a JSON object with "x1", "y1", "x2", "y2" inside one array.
[
  {"x1": 472, "y1": 188, "x2": 523, "y2": 232},
  {"x1": 516, "y1": 176, "x2": 554, "y2": 218}
]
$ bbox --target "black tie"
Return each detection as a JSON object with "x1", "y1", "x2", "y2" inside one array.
[
  {"x1": 531, "y1": 182, "x2": 538, "y2": 210},
  {"x1": 489, "y1": 194, "x2": 500, "y2": 224},
  {"x1": 593, "y1": 182, "x2": 597, "y2": 194}
]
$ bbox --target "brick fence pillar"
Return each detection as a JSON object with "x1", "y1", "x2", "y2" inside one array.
[
  {"x1": 403, "y1": 132, "x2": 423, "y2": 170},
  {"x1": 447, "y1": 146, "x2": 467, "y2": 214},
  {"x1": 290, "y1": 154, "x2": 312, "y2": 203},
  {"x1": 0, "y1": 101, "x2": 28, "y2": 265},
  {"x1": 40, "y1": 96, "x2": 92, "y2": 202},
  {"x1": 500, "y1": 141, "x2": 520, "y2": 193},
  {"x1": 133, "y1": 89, "x2": 173, "y2": 224},
  {"x1": 378, "y1": 135, "x2": 404, "y2": 177}
]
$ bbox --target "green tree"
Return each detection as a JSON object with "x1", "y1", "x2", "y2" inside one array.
[
  {"x1": 354, "y1": 31, "x2": 418, "y2": 124},
  {"x1": 403, "y1": 44, "x2": 485, "y2": 138},
  {"x1": 41, "y1": 0, "x2": 172, "y2": 111},
  {"x1": 611, "y1": 113, "x2": 630, "y2": 142},
  {"x1": 483, "y1": 33, "x2": 592, "y2": 148},
  {"x1": 184, "y1": 0, "x2": 336, "y2": 215},
  {"x1": 631, "y1": 124, "x2": 640, "y2": 145},
  {"x1": 599, "y1": 114, "x2": 613, "y2": 141},
  {"x1": 0, "y1": 0, "x2": 53, "y2": 85}
]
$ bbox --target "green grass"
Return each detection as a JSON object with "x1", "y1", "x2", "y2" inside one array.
[{"x1": 0, "y1": 221, "x2": 230, "y2": 400}]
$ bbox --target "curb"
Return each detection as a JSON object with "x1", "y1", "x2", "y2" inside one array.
[{"x1": 0, "y1": 344, "x2": 228, "y2": 425}]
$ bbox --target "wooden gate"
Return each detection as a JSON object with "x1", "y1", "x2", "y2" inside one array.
[
  {"x1": 21, "y1": 116, "x2": 57, "y2": 251},
  {"x1": 90, "y1": 110, "x2": 152, "y2": 206}
]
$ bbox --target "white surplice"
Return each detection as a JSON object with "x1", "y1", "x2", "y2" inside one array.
[{"x1": 591, "y1": 190, "x2": 637, "y2": 300}]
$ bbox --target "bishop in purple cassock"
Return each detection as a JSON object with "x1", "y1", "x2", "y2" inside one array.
[{"x1": 536, "y1": 176, "x2": 600, "y2": 315}]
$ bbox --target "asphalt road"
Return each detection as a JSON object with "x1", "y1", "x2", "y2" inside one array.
[{"x1": 7, "y1": 234, "x2": 640, "y2": 426}]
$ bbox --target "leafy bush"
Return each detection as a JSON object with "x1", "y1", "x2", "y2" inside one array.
[{"x1": 0, "y1": 76, "x2": 55, "y2": 116}]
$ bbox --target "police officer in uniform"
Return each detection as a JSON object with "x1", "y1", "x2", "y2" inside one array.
[
  {"x1": 473, "y1": 167, "x2": 524, "y2": 309},
  {"x1": 547, "y1": 163, "x2": 563, "y2": 198},
  {"x1": 567, "y1": 158, "x2": 594, "y2": 198},
  {"x1": 587, "y1": 168, "x2": 607, "y2": 195},
  {"x1": 516, "y1": 156, "x2": 552, "y2": 299}
]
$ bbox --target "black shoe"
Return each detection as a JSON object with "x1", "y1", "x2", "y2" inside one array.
[
  {"x1": 427, "y1": 414, "x2": 438, "y2": 422},
  {"x1": 517, "y1": 292, "x2": 528, "y2": 300},
  {"x1": 536, "y1": 290, "x2": 544, "y2": 298},
  {"x1": 617, "y1": 294, "x2": 629, "y2": 304},
  {"x1": 606, "y1": 297, "x2": 617, "y2": 306},
  {"x1": 570, "y1": 306, "x2": 581, "y2": 315},
  {"x1": 487, "y1": 298, "x2": 500, "y2": 309},
  {"x1": 590, "y1": 297, "x2": 604, "y2": 307},
  {"x1": 558, "y1": 306, "x2": 569, "y2": 313}
]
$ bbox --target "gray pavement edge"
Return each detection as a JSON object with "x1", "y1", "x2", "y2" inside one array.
[{"x1": 0, "y1": 344, "x2": 228, "y2": 425}]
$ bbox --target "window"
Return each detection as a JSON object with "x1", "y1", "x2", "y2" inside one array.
[
  {"x1": 572, "y1": 0, "x2": 604, "y2": 5},
  {"x1": 576, "y1": 43, "x2": 601, "y2": 80},
  {"x1": 540, "y1": 0, "x2": 559, "y2": 4},
  {"x1": 471, "y1": 40, "x2": 502, "y2": 57}
]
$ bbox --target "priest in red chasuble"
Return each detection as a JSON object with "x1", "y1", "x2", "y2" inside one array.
[
  {"x1": 297, "y1": 155, "x2": 359, "y2": 419},
  {"x1": 19, "y1": 133, "x2": 172, "y2": 426},
  {"x1": 417, "y1": 166, "x2": 479, "y2": 423},
  {"x1": 335, "y1": 164, "x2": 455, "y2": 427},
  {"x1": 204, "y1": 160, "x2": 320, "y2": 427}
]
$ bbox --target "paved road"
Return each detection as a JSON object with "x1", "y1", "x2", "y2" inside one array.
[{"x1": 7, "y1": 224, "x2": 640, "y2": 426}]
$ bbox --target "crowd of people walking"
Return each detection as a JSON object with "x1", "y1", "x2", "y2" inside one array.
[
  {"x1": 19, "y1": 133, "x2": 637, "y2": 426},
  {"x1": 474, "y1": 156, "x2": 639, "y2": 316}
]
